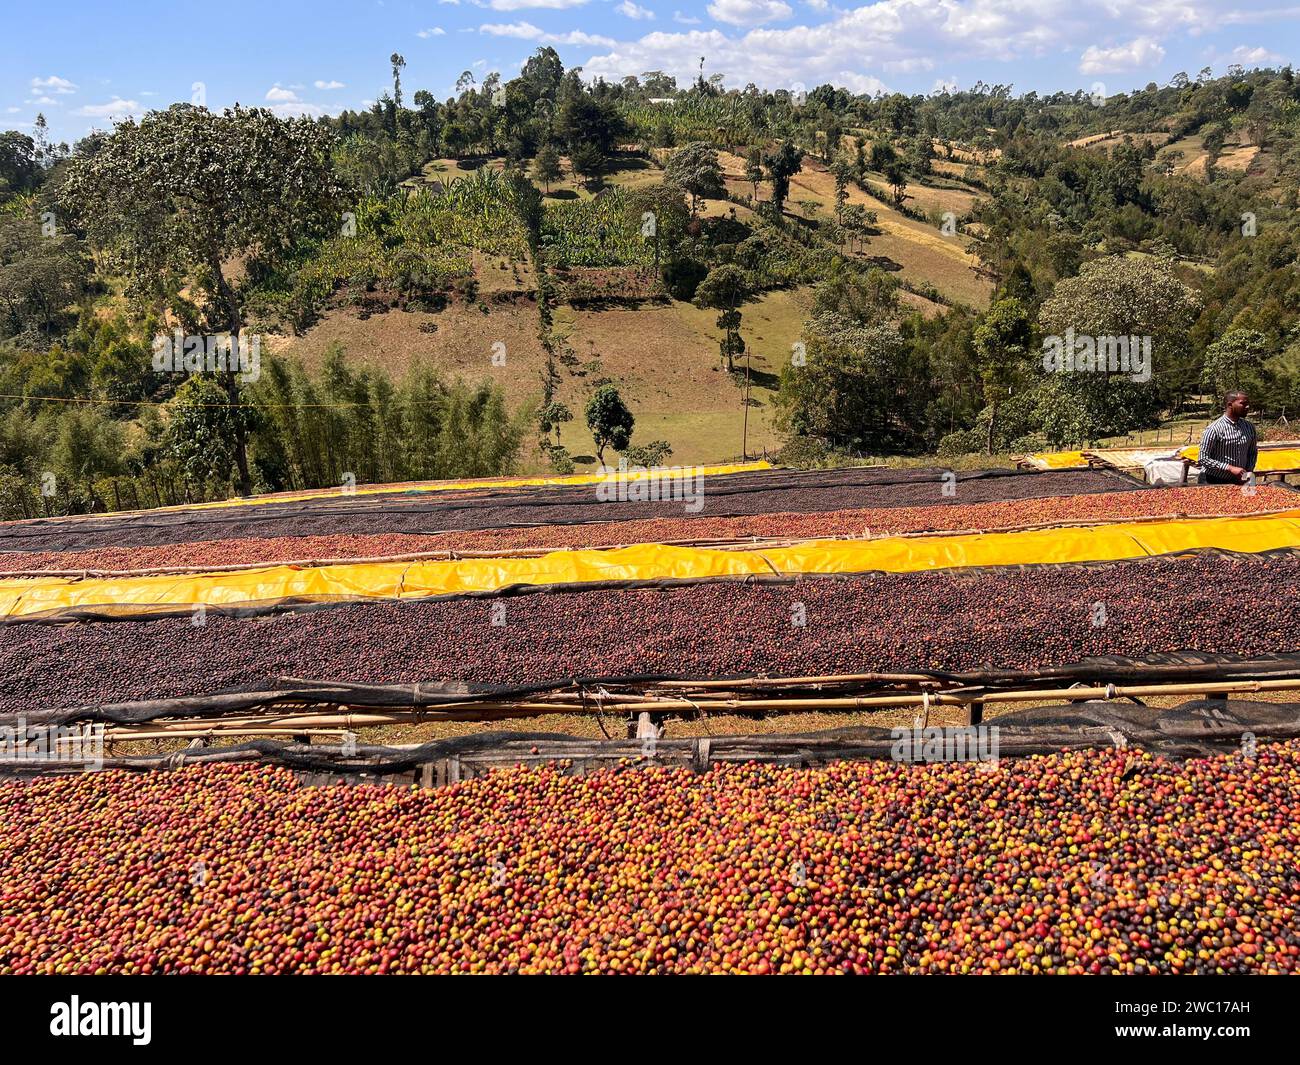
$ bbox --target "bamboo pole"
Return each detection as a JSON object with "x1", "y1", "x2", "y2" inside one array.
[{"x1": 97, "y1": 677, "x2": 1300, "y2": 740}]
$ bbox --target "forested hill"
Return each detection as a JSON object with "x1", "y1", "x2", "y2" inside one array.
[{"x1": 2, "y1": 56, "x2": 1299, "y2": 516}]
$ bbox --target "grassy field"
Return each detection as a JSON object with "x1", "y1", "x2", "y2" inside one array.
[
  {"x1": 276, "y1": 286, "x2": 805, "y2": 468},
  {"x1": 777, "y1": 158, "x2": 992, "y2": 309}
]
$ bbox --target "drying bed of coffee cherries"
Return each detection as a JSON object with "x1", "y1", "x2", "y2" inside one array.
[
  {"x1": 1, "y1": 552, "x2": 1295, "y2": 712},
  {"x1": 0, "y1": 485, "x2": 1288, "y2": 573},
  {"x1": 0, "y1": 469, "x2": 1138, "y2": 554},
  {"x1": 2, "y1": 745, "x2": 1297, "y2": 974}
]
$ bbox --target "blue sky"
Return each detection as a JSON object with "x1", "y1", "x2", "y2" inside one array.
[{"x1": 5, "y1": 1, "x2": 1300, "y2": 145}]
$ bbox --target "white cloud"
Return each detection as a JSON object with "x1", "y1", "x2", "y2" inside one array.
[
  {"x1": 673, "y1": 9, "x2": 701, "y2": 22},
  {"x1": 417, "y1": 27, "x2": 447, "y2": 37},
  {"x1": 480, "y1": 22, "x2": 618, "y2": 45},
  {"x1": 883, "y1": 56, "x2": 935, "y2": 73},
  {"x1": 266, "y1": 84, "x2": 301, "y2": 102},
  {"x1": 315, "y1": 79, "x2": 346, "y2": 89},
  {"x1": 618, "y1": 1, "x2": 656, "y2": 18},
  {"x1": 25, "y1": 96, "x2": 58, "y2": 106},
  {"x1": 707, "y1": 0, "x2": 792, "y2": 27},
  {"x1": 268, "y1": 102, "x2": 329, "y2": 118},
  {"x1": 546, "y1": 30, "x2": 618, "y2": 45},
  {"x1": 31, "y1": 75, "x2": 77, "y2": 95},
  {"x1": 581, "y1": 0, "x2": 1267, "y2": 93},
  {"x1": 804, "y1": 0, "x2": 829, "y2": 9},
  {"x1": 582, "y1": 26, "x2": 888, "y2": 95},
  {"x1": 932, "y1": 75, "x2": 959, "y2": 93},
  {"x1": 74, "y1": 98, "x2": 142, "y2": 119},
  {"x1": 481, "y1": 20, "x2": 543, "y2": 36},
  {"x1": 5, "y1": 107, "x2": 20, "y2": 114},
  {"x1": 1227, "y1": 44, "x2": 1285, "y2": 65},
  {"x1": 1079, "y1": 36, "x2": 1166, "y2": 75}
]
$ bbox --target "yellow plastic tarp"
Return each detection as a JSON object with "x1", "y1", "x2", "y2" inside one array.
[
  {"x1": 4, "y1": 508, "x2": 1300, "y2": 621},
  {"x1": 1024, "y1": 450, "x2": 1089, "y2": 470},
  {"x1": 1180, "y1": 446, "x2": 1300, "y2": 473}
]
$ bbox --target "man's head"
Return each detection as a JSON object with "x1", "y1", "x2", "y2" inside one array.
[{"x1": 1224, "y1": 391, "x2": 1250, "y2": 419}]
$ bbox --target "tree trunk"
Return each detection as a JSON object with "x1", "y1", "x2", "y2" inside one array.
[
  {"x1": 209, "y1": 253, "x2": 253, "y2": 496},
  {"x1": 986, "y1": 399, "x2": 999, "y2": 456}
]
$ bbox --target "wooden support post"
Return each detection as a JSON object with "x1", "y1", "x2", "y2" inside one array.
[{"x1": 968, "y1": 700, "x2": 984, "y2": 726}]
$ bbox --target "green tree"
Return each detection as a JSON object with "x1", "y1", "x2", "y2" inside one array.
[
  {"x1": 59, "y1": 105, "x2": 347, "y2": 494},
  {"x1": 664, "y1": 141, "x2": 725, "y2": 218},
  {"x1": 830, "y1": 155, "x2": 853, "y2": 223},
  {"x1": 0, "y1": 132, "x2": 40, "y2": 199},
  {"x1": 390, "y1": 53, "x2": 406, "y2": 110},
  {"x1": 868, "y1": 140, "x2": 896, "y2": 172},
  {"x1": 744, "y1": 147, "x2": 764, "y2": 201},
  {"x1": 971, "y1": 297, "x2": 1032, "y2": 454},
  {"x1": 906, "y1": 134, "x2": 933, "y2": 176},
  {"x1": 165, "y1": 374, "x2": 253, "y2": 493},
  {"x1": 532, "y1": 143, "x2": 563, "y2": 193},
  {"x1": 883, "y1": 160, "x2": 908, "y2": 206},
  {"x1": 694, "y1": 263, "x2": 749, "y2": 371},
  {"x1": 840, "y1": 203, "x2": 874, "y2": 253},
  {"x1": 776, "y1": 317, "x2": 915, "y2": 453},
  {"x1": 538, "y1": 400, "x2": 573, "y2": 444},
  {"x1": 763, "y1": 140, "x2": 803, "y2": 215},
  {"x1": 0, "y1": 211, "x2": 88, "y2": 340},
  {"x1": 1201, "y1": 328, "x2": 1269, "y2": 398},
  {"x1": 570, "y1": 142, "x2": 607, "y2": 190},
  {"x1": 585, "y1": 384, "x2": 634, "y2": 465},
  {"x1": 1036, "y1": 255, "x2": 1201, "y2": 444},
  {"x1": 626, "y1": 184, "x2": 690, "y2": 270},
  {"x1": 51, "y1": 406, "x2": 124, "y2": 507},
  {"x1": 776, "y1": 266, "x2": 921, "y2": 452},
  {"x1": 556, "y1": 92, "x2": 626, "y2": 158},
  {"x1": 624, "y1": 439, "x2": 673, "y2": 466}
]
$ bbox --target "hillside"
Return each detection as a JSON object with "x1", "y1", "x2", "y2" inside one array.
[{"x1": 6, "y1": 60, "x2": 1300, "y2": 513}]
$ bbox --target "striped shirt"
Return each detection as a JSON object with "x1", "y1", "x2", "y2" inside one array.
[{"x1": 1199, "y1": 414, "x2": 1257, "y2": 482}]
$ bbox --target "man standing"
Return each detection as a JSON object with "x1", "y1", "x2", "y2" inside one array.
[{"x1": 1198, "y1": 391, "x2": 1257, "y2": 485}]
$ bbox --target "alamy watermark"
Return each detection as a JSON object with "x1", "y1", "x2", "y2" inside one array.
[
  {"x1": 1042, "y1": 328, "x2": 1151, "y2": 383},
  {"x1": 890, "y1": 725, "x2": 1000, "y2": 764},
  {"x1": 50, "y1": 997, "x2": 151, "y2": 1045},
  {"x1": 595, "y1": 458, "x2": 705, "y2": 513},
  {"x1": 152, "y1": 331, "x2": 262, "y2": 383},
  {"x1": 0, "y1": 717, "x2": 104, "y2": 769}
]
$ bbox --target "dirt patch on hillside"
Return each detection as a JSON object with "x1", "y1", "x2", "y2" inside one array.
[
  {"x1": 273, "y1": 298, "x2": 548, "y2": 403},
  {"x1": 1218, "y1": 144, "x2": 1261, "y2": 172}
]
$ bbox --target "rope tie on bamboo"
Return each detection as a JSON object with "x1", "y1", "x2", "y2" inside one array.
[
  {"x1": 1105, "y1": 683, "x2": 1118, "y2": 700},
  {"x1": 164, "y1": 751, "x2": 188, "y2": 770},
  {"x1": 592, "y1": 687, "x2": 612, "y2": 739},
  {"x1": 667, "y1": 690, "x2": 712, "y2": 735}
]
